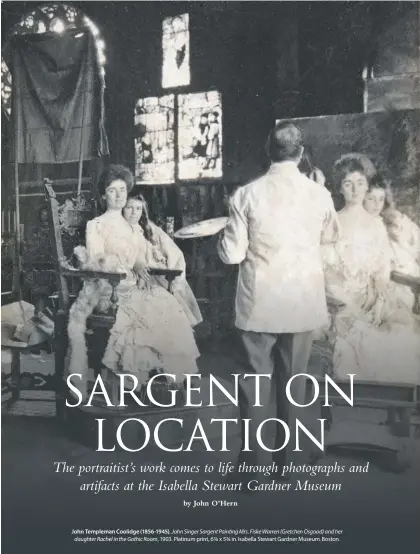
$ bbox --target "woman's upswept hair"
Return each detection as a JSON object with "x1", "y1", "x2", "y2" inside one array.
[
  {"x1": 97, "y1": 164, "x2": 134, "y2": 196},
  {"x1": 126, "y1": 194, "x2": 155, "y2": 243},
  {"x1": 332, "y1": 153, "x2": 377, "y2": 188}
]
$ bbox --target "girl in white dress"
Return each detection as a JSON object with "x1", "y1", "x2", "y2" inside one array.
[
  {"x1": 122, "y1": 195, "x2": 202, "y2": 327},
  {"x1": 363, "y1": 174, "x2": 420, "y2": 331},
  {"x1": 323, "y1": 154, "x2": 420, "y2": 385},
  {"x1": 67, "y1": 165, "x2": 200, "y2": 397}
]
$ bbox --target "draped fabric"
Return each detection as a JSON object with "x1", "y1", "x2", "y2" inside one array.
[{"x1": 11, "y1": 29, "x2": 109, "y2": 163}]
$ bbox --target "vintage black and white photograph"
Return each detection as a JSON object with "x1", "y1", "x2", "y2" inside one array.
[{"x1": 1, "y1": 1, "x2": 419, "y2": 553}]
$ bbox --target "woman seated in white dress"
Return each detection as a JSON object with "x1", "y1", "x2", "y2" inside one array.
[
  {"x1": 363, "y1": 174, "x2": 420, "y2": 330},
  {"x1": 323, "y1": 154, "x2": 420, "y2": 385},
  {"x1": 67, "y1": 165, "x2": 200, "y2": 398}
]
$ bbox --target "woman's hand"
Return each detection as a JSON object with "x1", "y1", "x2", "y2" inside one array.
[
  {"x1": 134, "y1": 261, "x2": 151, "y2": 288},
  {"x1": 138, "y1": 267, "x2": 150, "y2": 281}
]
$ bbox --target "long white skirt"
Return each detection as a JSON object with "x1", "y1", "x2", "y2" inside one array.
[{"x1": 102, "y1": 282, "x2": 200, "y2": 384}]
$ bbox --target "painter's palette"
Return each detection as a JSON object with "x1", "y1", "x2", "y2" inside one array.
[{"x1": 174, "y1": 217, "x2": 229, "y2": 239}]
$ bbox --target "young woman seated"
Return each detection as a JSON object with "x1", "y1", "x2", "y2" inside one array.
[
  {"x1": 122, "y1": 194, "x2": 202, "y2": 327},
  {"x1": 67, "y1": 165, "x2": 201, "y2": 399}
]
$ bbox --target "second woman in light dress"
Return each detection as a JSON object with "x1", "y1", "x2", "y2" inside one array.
[{"x1": 323, "y1": 154, "x2": 420, "y2": 385}]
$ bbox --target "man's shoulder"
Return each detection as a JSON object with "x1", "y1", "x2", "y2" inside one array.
[
  {"x1": 239, "y1": 173, "x2": 267, "y2": 193},
  {"x1": 235, "y1": 170, "x2": 334, "y2": 205},
  {"x1": 303, "y1": 176, "x2": 334, "y2": 203},
  {"x1": 231, "y1": 175, "x2": 265, "y2": 206},
  {"x1": 281, "y1": 169, "x2": 333, "y2": 202}
]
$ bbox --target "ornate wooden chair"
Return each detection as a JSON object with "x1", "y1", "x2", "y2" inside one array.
[
  {"x1": 44, "y1": 179, "x2": 182, "y2": 426},
  {"x1": 45, "y1": 179, "x2": 125, "y2": 420}
]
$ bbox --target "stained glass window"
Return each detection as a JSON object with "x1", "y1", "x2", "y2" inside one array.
[
  {"x1": 178, "y1": 91, "x2": 222, "y2": 180},
  {"x1": 162, "y1": 14, "x2": 190, "y2": 89},
  {"x1": 1, "y1": 4, "x2": 106, "y2": 117},
  {"x1": 134, "y1": 95, "x2": 175, "y2": 184},
  {"x1": 135, "y1": 14, "x2": 223, "y2": 183},
  {"x1": 1, "y1": 60, "x2": 12, "y2": 117}
]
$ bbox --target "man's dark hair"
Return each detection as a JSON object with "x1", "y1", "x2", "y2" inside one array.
[{"x1": 266, "y1": 122, "x2": 303, "y2": 162}]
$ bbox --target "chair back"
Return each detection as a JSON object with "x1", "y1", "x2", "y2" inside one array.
[{"x1": 44, "y1": 179, "x2": 94, "y2": 313}]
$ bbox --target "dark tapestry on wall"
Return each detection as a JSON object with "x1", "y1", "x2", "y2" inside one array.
[
  {"x1": 284, "y1": 109, "x2": 420, "y2": 224},
  {"x1": 11, "y1": 29, "x2": 109, "y2": 163}
]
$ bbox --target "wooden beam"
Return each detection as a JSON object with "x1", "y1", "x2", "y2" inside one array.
[{"x1": 19, "y1": 177, "x2": 93, "y2": 189}]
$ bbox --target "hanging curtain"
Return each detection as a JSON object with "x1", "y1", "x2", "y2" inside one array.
[{"x1": 11, "y1": 28, "x2": 109, "y2": 164}]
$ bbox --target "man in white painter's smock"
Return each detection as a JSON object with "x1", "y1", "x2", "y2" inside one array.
[{"x1": 217, "y1": 122, "x2": 340, "y2": 480}]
